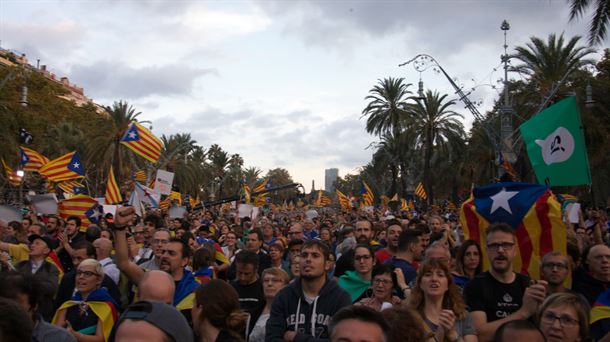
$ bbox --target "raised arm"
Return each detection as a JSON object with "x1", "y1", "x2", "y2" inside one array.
[{"x1": 113, "y1": 207, "x2": 145, "y2": 284}]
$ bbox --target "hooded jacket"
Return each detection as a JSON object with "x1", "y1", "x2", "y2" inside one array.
[{"x1": 265, "y1": 277, "x2": 351, "y2": 342}]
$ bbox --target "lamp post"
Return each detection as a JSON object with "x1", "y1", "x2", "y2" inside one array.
[{"x1": 499, "y1": 20, "x2": 516, "y2": 170}]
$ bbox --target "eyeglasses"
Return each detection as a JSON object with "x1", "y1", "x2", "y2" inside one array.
[
  {"x1": 373, "y1": 278, "x2": 392, "y2": 285},
  {"x1": 153, "y1": 239, "x2": 169, "y2": 245},
  {"x1": 487, "y1": 242, "x2": 515, "y2": 251},
  {"x1": 76, "y1": 270, "x2": 99, "y2": 277},
  {"x1": 542, "y1": 262, "x2": 568, "y2": 270},
  {"x1": 541, "y1": 311, "x2": 579, "y2": 327},
  {"x1": 134, "y1": 231, "x2": 145, "y2": 235},
  {"x1": 354, "y1": 255, "x2": 373, "y2": 261}
]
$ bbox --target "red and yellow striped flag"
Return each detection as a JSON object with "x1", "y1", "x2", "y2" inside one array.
[
  {"x1": 105, "y1": 166, "x2": 122, "y2": 204},
  {"x1": 336, "y1": 189, "x2": 350, "y2": 210},
  {"x1": 2, "y1": 159, "x2": 22, "y2": 187},
  {"x1": 415, "y1": 182, "x2": 427, "y2": 200},
  {"x1": 120, "y1": 122, "x2": 163, "y2": 163},
  {"x1": 57, "y1": 180, "x2": 85, "y2": 194},
  {"x1": 19, "y1": 146, "x2": 49, "y2": 172},
  {"x1": 58, "y1": 195, "x2": 100, "y2": 229},
  {"x1": 39, "y1": 151, "x2": 85, "y2": 182}
]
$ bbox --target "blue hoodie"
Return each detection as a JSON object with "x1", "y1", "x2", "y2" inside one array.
[{"x1": 265, "y1": 277, "x2": 351, "y2": 342}]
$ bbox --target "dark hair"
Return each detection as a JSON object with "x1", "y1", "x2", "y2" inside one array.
[
  {"x1": 372, "y1": 264, "x2": 395, "y2": 279},
  {"x1": 22, "y1": 217, "x2": 33, "y2": 225},
  {"x1": 0, "y1": 297, "x2": 33, "y2": 341},
  {"x1": 455, "y1": 240, "x2": 482, "y2": 276},
  {"x1": 382, "y1": 306, "x2": 426, "y2": 342},
  {"x1": 234, "y1": 250, "x2": 259, "y2": 269},
  {"x1": 567, "y1": 242, "x2": 581, "y2": 266},
  {"x1": 415, "y1": 223, "x2": 430, "y2": 234},
  {"x1": 353, "y1": 244, "x2": 374, "y2": 266},
  {"x1": 0, "y1": 272, "x2": 38, "y2": 316},
  {"x1": 73, "y1": 241, "x2": 96, "y2": 258},
  {"x1": 85, "y1": 225, "x2": 102, "y2": 243},
  {"x1": 194, "y1": 280, "x2": 247, "y2": 341},
  {"x1": 193, "y1": 247, "x2": 213, "y2": 271},
  {"x1": 386, "y1": 219, "x2": 402, "y2": 229},
  {"x1": 397, "y1": 229, "x2": 423, "y2": 252},
  {"x1": 486, "y1": 222, "x2": 516, "y2": 239},
  {"x1": 67, "y1": 215, "x2": 82, "y2": 227},
  {"x1": 494, "y1": 319, "x2": 542, "y2": 342},
  {"x1": 168, "y1": 237, "x2": 191, "y2": 259},
  {"x1": 143, "y1": 214, "x2": 163, "y2": 228},
  {"x1": 288, "y1": 239, "x2": 305, "y2": 249},
  {"x1": 302, "y1": 239, "x2": 330, "y2": 261},
  {"x1": 248, "y1": 228, "x2": 263, "y2": 242},
  {"x1": 330, "y1": 306, "x2": 389, "y2": 340}
]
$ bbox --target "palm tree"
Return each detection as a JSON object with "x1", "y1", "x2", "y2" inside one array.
[
  {"x1": 207, "y1": 144, "x2": 231, "y2": 198},
  {"x1": 361, "y1": 77, "x2": 412, "y2": 138},
  {"x1": 407, "y1": 90, "x2": 466, "y2": 204},
  {"x1": 568, "y1": 0, "x2": 610, "y2": 45},
  {"x1": 157, "y1": 133, "x2": 198, "y2": 194},
  {"x1": 243, "y1": 166, "x2": 262, "y2": 188},
  {"x1": 86, "y1": 101, "x2": 146, "y2": 182},
  {"x1": 512, "y1": 34, "x2": 596, "y2": 102}
]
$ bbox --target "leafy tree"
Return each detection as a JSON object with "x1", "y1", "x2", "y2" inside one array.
[{"x1": 362, "y1": 77, "x2": 412, "y2": 138}]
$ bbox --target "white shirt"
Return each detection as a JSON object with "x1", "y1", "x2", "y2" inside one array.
[{"x1": 99, "y1": 257, "x2": 120, "y2": 284}]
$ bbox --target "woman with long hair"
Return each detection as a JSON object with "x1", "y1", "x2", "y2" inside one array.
[
  {"x1": 338, "y1": 244, "x2": 376, "y2": 302},
  {"x1": 53, "y1": 259, "x2": 118, "y2": 342},
  {"x1": 192, "y1": 279, "x2": 249, "y2": 342},
  {"x1": 408, "y1": 259, "x2": 477, "y2": 342},
  {"x1": 248, "y1": 268, "x2": 290, "y2": 342},
  {"x1": 452, "y1": 240, "x2": 482, "y2": 290},
  {"x1": 222, "y1": 231, "x2": 239, "y2": 263}
]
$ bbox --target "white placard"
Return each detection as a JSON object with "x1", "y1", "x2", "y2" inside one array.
[
  {"x1": 568, "y1": 202, "x2": 581, "y2": 224},
  {"x1": 252, "y1": 207, "x2": 260, "y2": 219},
  {"x1": 0, "y1": 205, "x2": 22, "y2": 223},
  {"x1": 238, "y1": 204, "x2": 253, "y2": 218},
  {"x1": 29, "y1": 193, "x2": 58, "y2": 215},
  {"x1": 168, "y1": 206, "x2": 187, "y2": 218},
  {"x1": 154, "y1": 169, "x2": 174, "y2": 196}
]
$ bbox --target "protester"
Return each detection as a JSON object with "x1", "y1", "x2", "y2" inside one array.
[
  {"x1": 193, "y1": 279, "x2": 249, "y2": 342},
  {"x1": 230, "y1": 250, "x2": 265, "y2": 336},
  {"x1": 0, "y1": 271, "x2": 76, "y2": 342},
  {"x1": 111, "y1": 300, "x2": 194, "y2": 342},
  {"x1": 266, "y1": 240, "x2": 351, "y2": 341},
  {"x1": 355, "y1": 264, "x2": 401, "y2": 311},
  {"x1": 15, "y1": 233, "x2": 60, "y2": 321},
  {"x1": 536, "y1": 292, "x2": 589, "y2": 342},
  {"x1": 0, "y1": 297, "x2": 34, "y2": 341},
  {"x1": 56, "y1": 216, "x2": 86, "y2": 273},
  {"x1": 329, "y1": 305, "x2": 389, "y2": 342},
  {"x1": 493, "y1": 320, "x2": 545, "y2": 342},
  {"x1": 93, "y1": 237, "x2": 120, "y2": 284},
  {"x1": 539, "y1": 251, "x2": 571, "y2": 295},
  {"x1": 382, "y1": 306, "x2": 427, "y2": 342},
  {"x1": 249, "y1": 268, "x2": 290, "y2": 342},
  {"x1": 338, "y1": 244, "x2": 376, "y2": 302},
  {"x1": 374, "y1": 220, "x2": 402, "y2": 264},
  {"x1": 53, "y1": 258, "x2": 119, "y2": 342},
  {"x1": 573, "y1": 243, "x2": 610, "y2": 305},
  {"x1": 465, "y1": 223, "x2": 547, "y2": 341},
  {"x1": 409, "y1": 259, "x2": 477, "y2": 342},
  {"x1": 452, "y1": 240, "x2": 482, "y2": 290},
  {"x1": 384, "y1": 229, "x2": 424, "y2": 287}
]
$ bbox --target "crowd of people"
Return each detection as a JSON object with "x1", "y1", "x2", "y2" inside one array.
[{"x1": 0, "y1": 202, "x2": 609, "y2": 342}]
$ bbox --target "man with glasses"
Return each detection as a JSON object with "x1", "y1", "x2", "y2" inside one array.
[
  {"x1": 139, "y1": 230, "x2": 171, "y2": 271},
  {"x1": 287, "y1": 223, "x2": 305, "y2": 241},
  {"x1": 465, "y1": 223, "x2": 547, "y2": 341},
  {"x1": 540, "y1": 251, "x2": 570, "y2": 295}
]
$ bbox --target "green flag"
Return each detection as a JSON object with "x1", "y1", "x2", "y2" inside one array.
[{"x1": 519, "y1": 96, "x2": 591, "y2": 186}]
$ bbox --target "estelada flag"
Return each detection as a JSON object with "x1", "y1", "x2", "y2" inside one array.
[
  {"x1": 105, "y1": 166, "x2": 122, "y2": 204},
  {"x1": 120, "y1": 122, "x2": 163, "y2": 163},
  {"x1": 336, "y1": 189, "x2": 350, "y2": 210},
  {"x1": 57, "y1": 180, "x2": 85, "y2": 194},
  {"x1": 415, "y1": 182, "x2": 428, "y2": 200},
  {"x1": 360, "y1": 181, "x2": 374, "y2": 206},
  {"x1": 58, "y1": 195, "x2": 103, "y2": 229},
  {"x1": 52, "y1": 288, "x2": 118, "y2": 341},
  {"x1": 39, "y1": 151, "x2": 85, "y2": 182},
  {"x1": 591, "y1": 289, "x2": 610, "y2": 324},
  {"x1": 19, "y1": 146, "x2": 49, "y2": 172},
  {"x1": 460, "y1": 182, "x2": 565, "y2": 280},
  {"x1": 253, "y1": 179, "x2": 269, "y2": 193}
]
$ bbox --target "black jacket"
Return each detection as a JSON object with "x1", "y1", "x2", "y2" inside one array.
[
  {"x1": 265, "y1": 278, "x2": 351, "y2": 342},
  {"x1": 54, "y1": 269, "x2": 122, "y2": 311}
]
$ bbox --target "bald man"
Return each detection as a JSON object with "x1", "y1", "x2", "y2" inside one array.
[
  {"x1": 93, "y1": 238, "x2": 120, "y2": 284},
  {"x1": 574, "y1": 244, "x2": 610, "y2": 305},
  {"x1": 139, "y1": 270, "x2": 175, "y2": 305}
]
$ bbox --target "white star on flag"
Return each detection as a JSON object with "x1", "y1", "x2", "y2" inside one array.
[
  {"x1": 72, "y1": 162, "x2": 80, "y2": 169},
  {"x1": 490, "y1": 188, "x2": 519, "y2": 214},
  {"x1": 128, "y1": 131, "x2": 137, "y2": 139}
]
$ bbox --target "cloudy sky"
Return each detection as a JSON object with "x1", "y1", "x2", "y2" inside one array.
[{"x1": 1, "y1": 0, "x2": 603, "y2": 188}]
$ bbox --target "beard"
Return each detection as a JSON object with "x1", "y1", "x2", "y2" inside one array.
[{"x1": 491, "y1": 255, "x2": 511, "y2": 273}]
